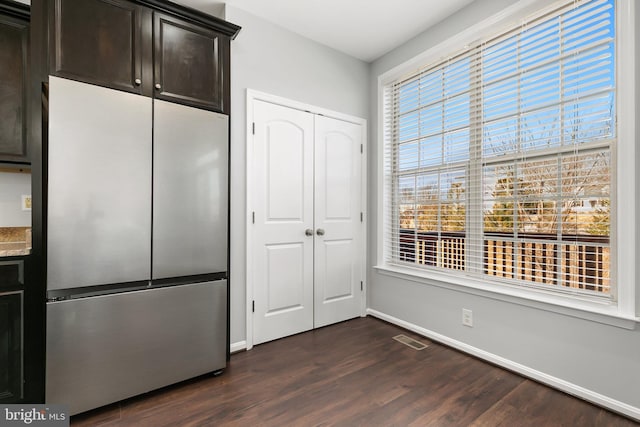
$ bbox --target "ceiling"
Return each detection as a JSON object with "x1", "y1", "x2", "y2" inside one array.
[
  {"x1": 169, "y1": 0, "x2": 476, "y2": 62},
  {"x1": 16, "y1": 0, "x2": 476, "y2": 62}
]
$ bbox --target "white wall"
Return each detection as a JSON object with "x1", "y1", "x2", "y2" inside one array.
[
  {"x1": 368, "y1": 0, "x2": 640, "y2": 419},
  {"x1": 225, "y1": 6, "x2": 369, "y2": 344},
  {"x1": 0, "y1": 171, "x2": 31, "y2": 227}
]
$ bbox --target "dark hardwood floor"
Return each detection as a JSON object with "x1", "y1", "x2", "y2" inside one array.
[{"x1": 71, "y1": 317, "x2": 638, "y2": 426}]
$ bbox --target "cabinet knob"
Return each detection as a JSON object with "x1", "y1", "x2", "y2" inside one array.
[
  {"x1": 316, "y1": 228, "x2": 325, "y2": 236},
  {"x1": 155, "y1": 83, "x2": 162, "y2": 90},
  {"x1": 134, "y1": 78, "x2": 141, "y2": 86}
]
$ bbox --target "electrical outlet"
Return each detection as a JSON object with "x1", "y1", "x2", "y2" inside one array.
[{"x1": 462, "y1": 309, "x2": 473, "y2": 327}]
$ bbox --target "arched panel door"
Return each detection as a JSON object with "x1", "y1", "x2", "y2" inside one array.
[
  {"x1": 252, "y1": 100, "x2": 315, "y2": 345},
  {"x1": 313, "y1": 116, "x2": 363, "y2": 328}
]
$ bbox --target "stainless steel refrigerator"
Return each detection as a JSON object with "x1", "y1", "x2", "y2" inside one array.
[{"x1": 45, "y1": 76, "x2": 228, "y2": 415}]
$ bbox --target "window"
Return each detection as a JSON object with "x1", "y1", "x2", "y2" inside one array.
[{"x1": 384, "y1": 0, "x2": 616, "y2": 299}]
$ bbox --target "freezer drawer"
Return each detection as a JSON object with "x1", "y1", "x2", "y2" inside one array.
[{"x1": 46, "y1": 280, "x2": 226, "y2": 415}]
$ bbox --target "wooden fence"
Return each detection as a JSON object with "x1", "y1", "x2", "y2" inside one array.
[{"x1": 398, "y1": 230, "x2": 610, "y2": 293}]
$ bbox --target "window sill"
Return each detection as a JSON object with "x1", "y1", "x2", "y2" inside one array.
[{"x1": 373, "y1": 264, "x2": 639, "y2": 330}]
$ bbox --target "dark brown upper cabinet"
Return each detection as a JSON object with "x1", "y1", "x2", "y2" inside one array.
[
  {"x1": 154, "y1": 13, "x2": 228, "y2": 112},
  {"x1": 47, "y1": 0, "x2": 239, "y2": 113},
  {"x1": 50, "y1": 0, "x2": 152, "y2": 96},
  {"x1": 0, "y1": 3, "x2": 29, "y2": 163}
]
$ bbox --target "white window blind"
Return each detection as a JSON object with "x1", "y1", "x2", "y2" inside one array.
[{"x1": 384, "y1": 0, "x2": 615, "y2": 298}]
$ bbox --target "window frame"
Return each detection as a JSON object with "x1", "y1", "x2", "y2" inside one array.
[{"x1": 376, "y1": 0, "x2": 637, "y2": 326}]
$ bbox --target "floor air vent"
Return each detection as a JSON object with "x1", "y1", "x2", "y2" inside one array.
[{"x1": 393, "y1": 334, "x2": 429, "y2": 350}]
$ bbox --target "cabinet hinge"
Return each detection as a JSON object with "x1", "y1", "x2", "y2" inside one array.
[
  {"x1": 252, "y1": 211, "x2": 255, "y2": 224},
  {"x1": 360, "y1": 144, "x2": 363, "y2": 154},
  {"x1": 360, "y1": 281, "x2": 363, "y2": 291},
  {"x1": 360, "y1": 212, "x2": 363, "y2": 222},
  {"x1": 252, "y1": 122, "x2": 255, "y2": 135},
  {"x1": 252, "y1": 300, "x2": 255, "y2": 313}
]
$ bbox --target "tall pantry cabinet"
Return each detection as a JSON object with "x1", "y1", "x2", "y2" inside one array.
[{"x1": 0, "y1": 0, "x2": 30, "y2": 406}]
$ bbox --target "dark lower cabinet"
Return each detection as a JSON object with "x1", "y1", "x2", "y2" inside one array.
[
  {"x1": 50, "y1": 0, "x2": 150, "y2": 96},
  {"x1": 0, "y1": 6, "x2": 29, "y2": 163},
  {"x1": 153, "y1": 13, "x2": 227, "y2": 112},
  {"x1": 0, "y1": 291, "x2": 23, "y2": 403}
]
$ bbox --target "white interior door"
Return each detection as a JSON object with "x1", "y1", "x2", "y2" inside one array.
[
  {"x1": 252, "y1": 100, "x2": 315, "y2": 345},
  {"x1": 251, "y1": 97, "x2": 364, "y2": 345},
  {"x1": 313, "y1": 116, "x2": 363, "y2": 327}
]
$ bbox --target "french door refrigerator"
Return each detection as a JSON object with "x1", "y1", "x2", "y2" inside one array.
[{"x1": 45, "y1": 76, "x2": 228, "y2": 415}]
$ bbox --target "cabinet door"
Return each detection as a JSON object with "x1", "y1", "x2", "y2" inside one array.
[
  {"x1": 50, "y1": 0, "x2": 151, "y2": 95},
  {"x1": 0, "y1": 14, "x2": 28, "y2": 163},
  {"x1": 154, "y1": 13, "x2": 228, "y2": 112},
  {"x1": 0, "y1": 292, "x2": 23, "y2": 403}
]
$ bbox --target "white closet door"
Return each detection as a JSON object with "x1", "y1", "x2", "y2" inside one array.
[
  {"x1": 252, "y1": 100, "x2": 315, "y2": 345},
  {"x1": 313, "y1": 115, "x2": 363, "y2": 328}
]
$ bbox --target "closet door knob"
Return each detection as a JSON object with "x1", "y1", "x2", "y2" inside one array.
[
  {"x1": 316, "y1": 229, "x2": 325, "y2": 236},
  {"x1": 305, "y1": 229, "x2": 313, "y2": 236}
]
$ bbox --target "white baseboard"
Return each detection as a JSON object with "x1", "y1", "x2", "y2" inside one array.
[
  {"x1": 366, "y1": 308, "x2": 640, "y2": 422},
  {"x1": 230, "y1": 340, "x2": 247, "y2": 354}
]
